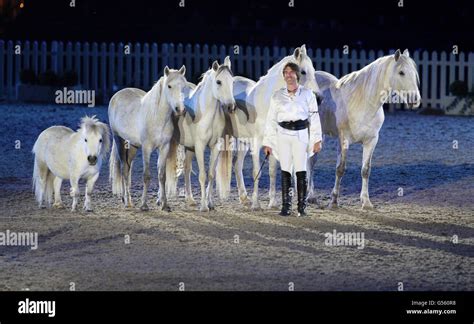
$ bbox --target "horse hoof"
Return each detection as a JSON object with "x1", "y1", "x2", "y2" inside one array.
[
  {"x1": 328, "y1": 202, "x2": 339, "y2": 209},
  {"x1": 268, "y1": 200, "x2": 279, "y2": 209},
  {"x1": 251, "y1": 205, "x2": 262, "y2": 211},
  {"x1": 362, "y1": 203, "x2": 374, "y2": 210},
  {"x1": 156, "y1": 199, "x2": 161, "y2": 206},
  {"x1": 307, "y1": 196, "x2": 319, "y2": 205},
  {"x1": 161, "y1": 205, "x2": 171, "y2": 212},
  {"x1": 140, "y1": 204, "x2": 149, "y2": 211},
  {"x1": 200, "y1": 206, "x2": 210, "y2": 212},
  {"x1": 53, "y1": 202, "x2": 64, "y2": 209},
  {"x1": 85, "y1": 208, "x2": 93, "y2": 213},
  {"x1": 186, "y1": 199, "x2": 197, "y2": 206},
  {"x1": 208, "y1": 205, "x2": 215, "y2": 211}
]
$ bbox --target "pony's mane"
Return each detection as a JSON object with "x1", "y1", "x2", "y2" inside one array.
[{"x1": 334, "y1": 54, "x2": 418, "y2": 108}]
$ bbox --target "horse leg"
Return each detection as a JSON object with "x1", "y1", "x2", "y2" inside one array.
[
  {"x1": 268, "y1": 155, "x2": 279, "y2": 209},
  {"x1": 115, "y1": 136, "x2": 134, "y2": 208},
  {"x1": 206, "y1": 145, "x2": 221, "y2": 210},
  {"x1": 361, "y1": 136, "x2": 378, "y2": 210},
  {"x1": 123, "y1": 144, "x2": 138, "y2": 208},
  {"x1": 250, "y1": 147, "x2": 262, "y2": 211},
  {"x1": 234, "y1": 146, "x2": 249, "y2": 206},
  {"x1": 84, "y1": 173, "x2": 99, "y2": 212},
  {"x1": 184, "y1": 149, "x2": 197, "y2": 206},
  {"x1": 52, "y1": 177, "x2": 64, "y2": 208},
  {"x1": 69, "y1": 176, "x2": 80, "y2": 212},
  {"x1": 157, "y1": 143, "x2": 171, "y2": 212},
  {"x1": 329, "y1": 137, "x2": 349, "y2": 209},
  {"x1": 195, "y1": 143, "x2": 209, "y2": 212},
  {"x1": 140, "y1": 145, "x2": 153, "y2": 211},
  {"x1": 307, "y1": 153, "x2": 320, "y2": 205}
]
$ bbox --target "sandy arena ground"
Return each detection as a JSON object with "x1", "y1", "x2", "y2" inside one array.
[{"x1": 0, "y1": 104, "x2": 473, "y2": 291}]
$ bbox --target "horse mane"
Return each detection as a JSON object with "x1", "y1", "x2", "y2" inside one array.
[
  {"x1": 191, "y1": 65, "x2": 233, "y2": 97},
  {"x1": 142, "y1": 76, "x2": 165, "y2": 119},
  {"x1": 334, "y1": 54, "x2": 419, "y2": 109},
  {"x1": 79, "y1": 115, "x2": 111, "y2": 158},
  {"x1": 258, "y1": 55, "x2": 296, "y2": 83}
]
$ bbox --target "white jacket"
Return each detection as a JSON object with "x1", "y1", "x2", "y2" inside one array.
[{"x1": 262, "y1": 85, "x2": 322, "y2": 161}]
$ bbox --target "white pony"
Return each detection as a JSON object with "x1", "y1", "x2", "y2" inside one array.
[
  {"x1": 310, "y1": 49, "x2": 421, "y2": 209},
  {"x1": 176, "y1": 56, "x2": 236, "y2": 212},
  {"x1": 108, "y1": 66, "x2": 188, "y2": 211},
  {"x1": 230, "y1": 45, "x2": 320, "y2": 209},
  {"x1": 32, "y1": 116, "x2": 110, "y2": 212}
]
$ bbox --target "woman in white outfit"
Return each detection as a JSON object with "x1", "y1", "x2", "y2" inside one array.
[{"x1": 262, "y1": 62, "x2": 322, "y2": 216}]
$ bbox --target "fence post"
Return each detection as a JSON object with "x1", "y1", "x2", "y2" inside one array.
[
  {"x1": 100, "y1": 42, "x2": 107, "y2": 101},
  {"x1": 152, "y1": 43, "x2": 158, "y2": 82},
  {"x1": 134, "y1": 43, "x2": 141, "y2": 88},
  {"x1": 40, "y1": 41, "x2": 47, "y2": 73},
  {"x1": 23, "y1": 40, "x2": 30, "y2": 70},
  {"x1": 125, "y1": 42, "x2": 132, "y2": 87},
  {"x1": 439, "y1": 51, "x2": 447, "y2": 100},
  {"x1": 143, "y1": 43, "x2": 150, "y2": 89},
  {"x1": 0, "y1": 40, "x2": 4, "y2": 98},
  {"x1": 185, "y1": 43, "x2": 192, "y2": 80},
  {"x1": 66, "y1": 42, "x2": 73, "y2": 71},
  {"x1": 108, "y1": 42, "x2": 115, "y2": 95},
  {"x1": 74, "y1": 42, "x2": 82, "y2": 86},
  {"x1": 6, "y1": 41, "x2": 13, "y2": 100},
  {"x1": 57, "y1": 41, "x2": 64, "y2": 75},
  {"x1": 83, "y1": 42, "x2": 90, "y2": 89}
]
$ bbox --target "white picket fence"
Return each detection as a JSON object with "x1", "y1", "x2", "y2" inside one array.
[{"x1": 1, "y1": 40, "x2": 473, "y2": 107}]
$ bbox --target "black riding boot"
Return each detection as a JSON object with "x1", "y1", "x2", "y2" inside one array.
[
  {"x1": 279, "y1": 171, "x2": 292, "y2": 216},
  {"x1": 296, "y1": 171, "x2": 308, "y2": 216}
]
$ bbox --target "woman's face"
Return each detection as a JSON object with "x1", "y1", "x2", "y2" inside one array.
[{"x1": 283, "y1": 66, "x2": 298, "y2": 86}]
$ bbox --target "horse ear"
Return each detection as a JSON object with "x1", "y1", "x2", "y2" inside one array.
[
  {"x1": 164, "y1": 66, "x2": 170, "y2": 76},
  {"x1": 394, "y1": 49, "x2": 401, "y2": 62},
  {"x1": 300, "y1": 44, "x2": 307, "y2": 54},
  {"x1": 224, "y1": 56, "x2": 231, "y2": 69},
  {"x1": 403, "y1": 49, "x2": 410, "y2": 57},
  {"x1": 212, "y1": 60, "x2": 219, "y2": 71},
  {"x1": 294, "y1": 47, "x2": 301, "y2": 61},
  {"x1": 178, "y1": 65, "x2": 186, "y2": 75}
]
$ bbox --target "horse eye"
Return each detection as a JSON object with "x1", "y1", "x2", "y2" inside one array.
[
  {"x1": 168, "y1": 85, "x2": 172, "y2": 89},
  {"x1": 399, "y1": 71, "x2": 405, "y2": 76},
  {"x1": 216, "y1": 80, "x2": 222, "y2": 85},
  {"x1": 84, "y1": 139, "x2": 88, "y2": 142},
  {"x1": 301, "y1": 70, "x2": 306, "y2": 75},
  {"x1": 99, "y1": 139, "x2": 103, "y2": 143}
]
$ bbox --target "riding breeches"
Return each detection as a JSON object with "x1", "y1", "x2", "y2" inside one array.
[{"x1": 276, "y1": 127, "x2": 309, "y2": 173}]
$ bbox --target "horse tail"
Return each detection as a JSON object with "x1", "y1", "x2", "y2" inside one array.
[
  {"x1": 109, "y1": 138, "x2": 123, "y2": 197},
  {"x1": 216, "y1": 114, "x2": 233, "y2": 200},
  {"x1": 165, "y1": 138, "x2": 179, "y2": 198},
  {"x1": 32, "y1": 156, "x2": 53, "y2": 207}
]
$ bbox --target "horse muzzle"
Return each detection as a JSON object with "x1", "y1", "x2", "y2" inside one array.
[
  {"x1": 225, "y1": 102, "x2": 236, "y2": 114},
  {"x1": 87, "y1": 155, "x2": 98, "y2": 166}
]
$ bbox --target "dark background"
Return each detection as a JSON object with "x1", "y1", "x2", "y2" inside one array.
[{"x1": 2, "y1": 0, "x2": 474, "y2": 52}]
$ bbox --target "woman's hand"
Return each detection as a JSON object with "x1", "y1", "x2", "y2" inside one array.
[
  {"x1": 263, "y1": 146, "x2": 272, "y2": 156},
  {"x1": 313, "y1": 141, "x2": 322, "y2": 153}
]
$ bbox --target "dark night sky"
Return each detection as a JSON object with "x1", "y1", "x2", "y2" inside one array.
[{"x1": 2, "y1": 0, "x2": 474, "y2": 52}]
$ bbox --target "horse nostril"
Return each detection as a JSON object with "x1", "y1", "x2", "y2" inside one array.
[{"x1": 88, "y1": 156, "x2": 97, "y2": 164}]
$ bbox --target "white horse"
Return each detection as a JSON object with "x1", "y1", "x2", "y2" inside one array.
[
  {"x1": 176, "y1": 56, "x2": 236, "y2": 212},
  {"x1": 229, "y1": 45, "x2": 320, "y2": 210},
  {"x1": 32, "y1": 116, "x2": 110, "y2": 212},
  {"x1": 108, "y1": 66, "x2": 188, "y2": 211},
  {"x1": 309, "y1": 49, "x2": 421, "y2": 209}
]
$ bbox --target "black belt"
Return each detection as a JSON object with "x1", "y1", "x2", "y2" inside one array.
[{"x1": 278, "y1": 119, "x2": 309, "y2": 131}]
